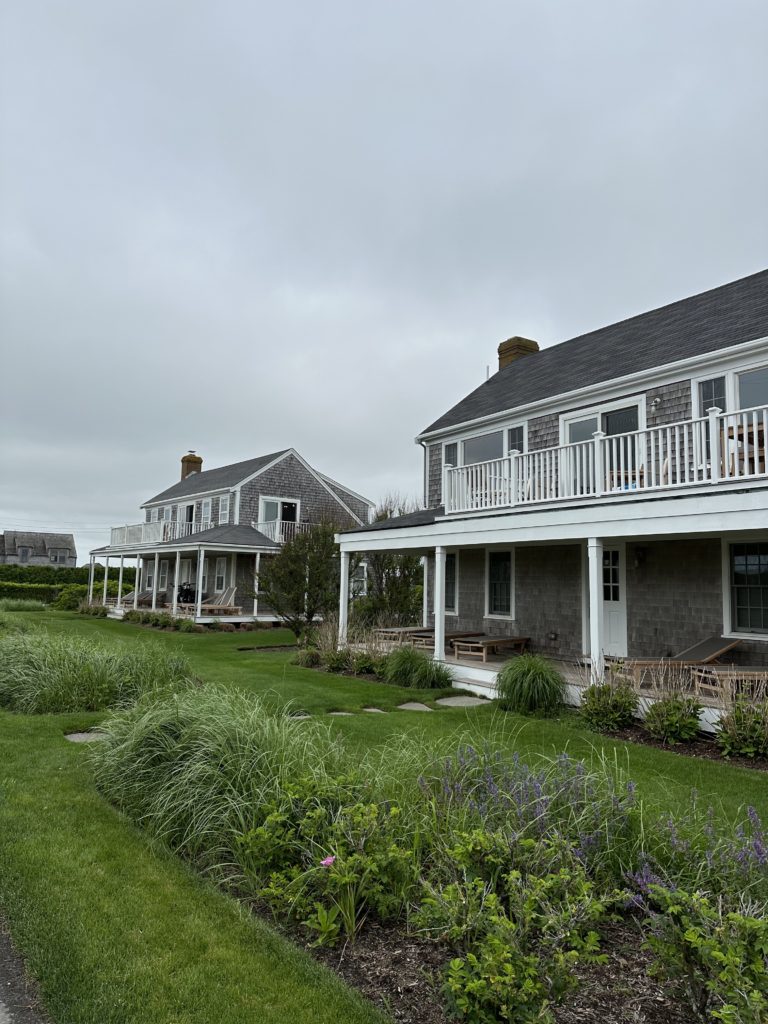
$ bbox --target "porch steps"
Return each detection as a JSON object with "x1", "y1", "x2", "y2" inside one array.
[{"x1": 446, "y1": 661, "x2": 498, "y2": 699}]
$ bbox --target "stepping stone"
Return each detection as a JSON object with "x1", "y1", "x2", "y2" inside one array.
[
  {"x1": 328, "y1": 711, "x2": 353, "y2": 716},
  {"x1": 289, "y1": 712, "x2": 311, "y2": 720},
  {"x1": 435, "y1": 696, "x2": 488, "y2": 707},
  {"x1": 362, "y1": 707, "x2": 387, "y2": 713},
  {"x1": 397, "y1": 702, "x2": 432, "y2": 712},
  {"x1": 65, "y1": 731, "x2": 106, "y2": 743}
]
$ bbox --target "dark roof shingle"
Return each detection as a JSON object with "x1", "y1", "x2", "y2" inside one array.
[
  {"x1": 422, "y1": 269, "x2": 768, "y2": 435},
  {"x1": 145, "y1": 450, "x2": 289, "y2": 505}
]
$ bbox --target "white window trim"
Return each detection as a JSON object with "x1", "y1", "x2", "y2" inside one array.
[
  {"x1": 177, "y1": 502, "x2": 195, "y2": 524},
  {"x1": 158, "y1": 560, "x2": 168, "y2": 591},
  {"x1": 201, "y1": 498, "x2": 212, "y2": 524},
  {"x1": 559, "y1": 396, "x2": 646, "y2": 446},
  {"x1": 201, "y1": 558, "x2": 209, "y2": 593},
  {"x1": 214, "y1": 556, "x2": 227, "y2": 593},
  {"x1": 163, "y1": 506, "x2": 171, "y2": 521},
  {"x1": 484, "y1": 547, "x2": 515, "y2": 620},
  {"x1": 442, "y1": 422, "x2": 528, "y2": 469},
  {"x1": 445, "y1": 550, "x2": 459, "y2": 616},
  {"x1": 18, "y1": 547, "x2": 31, "y2": 563},
  {"x1": 219, "y1": 494, "x2": 230, "y2": 524},
  {"x1": 258, "y1": 495, "x2": 302, "y2": 523},
  {"x1": 692, "y1": 358, "x2": 768, "y2": 418},
  {"x1": 721, "y1": 535, "x2": 768, "y2": 642},
  {"x1": 180, "y1": 559, "x2": 192, "y2": 584}
]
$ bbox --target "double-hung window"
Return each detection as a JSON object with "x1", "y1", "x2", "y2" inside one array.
[
  {"x1": 214, "y1": 557, "x2": 227, "y2": 593},
  {"x1": 486, "y1": 550, "x2": 513, "y2": 617},
  {"x1": 219, "y1": 494, "x2": 230, "y2": 524},
  {"x1": 201, "y1": 558, "x2": 209, "y2": 593},
  {"x1": 158, "y1": 560, "x2": 168, "y2": 592},
  {"x1": 201, "y1": 498, "x2": 212, "y2": 525},
  {"x1": 18, "y1": 546, "x2": 31, "y2": 563},
  {"x1": 730, "y1": 543, "x2": 768, "y2": 634}
]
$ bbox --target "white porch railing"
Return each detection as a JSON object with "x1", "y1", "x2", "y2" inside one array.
[
  {"x1": 254, "y1": 520, "x2": 314, "y2": 543},
  {"x1": 108, "y1": 517, "x2": 316, "y2": 548},
  {"x1": 444, "y1": 404, "x2": 768, "y2": 514}
]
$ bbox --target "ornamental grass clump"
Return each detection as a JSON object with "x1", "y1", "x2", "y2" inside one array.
[
  {"x1": 0, "y1": 598, "x2": 47, "y2": 612},
  {"x1": 495, "y1": 654, "x2": 565, "y2": 715},
  {"x1": 383, "y1": 644, "x2": 452, "y2": 688},
  {"x1": 580, "y1": 682, "x2": 639, "y2": 732},
  {"x1": 0, "y1": 632, "x2": 192, "y2": 713}
]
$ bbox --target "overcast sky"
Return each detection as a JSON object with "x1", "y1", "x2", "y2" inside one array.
[{"x1": 1, "y1": 0, "x2": 767, "y2": 562}]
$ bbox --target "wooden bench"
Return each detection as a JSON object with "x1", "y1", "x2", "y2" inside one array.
[
  {"x1": 410, "y1": 630, "x2": 483, "y2": 650},
  {"x1": 451, "y1": 635, "x2": 530, "y2": 663}
]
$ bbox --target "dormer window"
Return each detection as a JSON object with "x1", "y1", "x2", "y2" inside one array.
[
  {"x1": 18, "y1": 546, "x2": 31, "y2": 563},
  {"x1": 50, "y1": 548, "x2": 69, "y2": 564}
]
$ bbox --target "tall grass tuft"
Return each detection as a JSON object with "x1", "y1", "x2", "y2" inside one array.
[
  {"x1": 0, "y1": 598, "x2": 47, "y2": 612},
  {"x1": 0, "y1": 633, "x2": 192, "y2": 713},
  {"x1": 495, "y1": 654, "x2": 565, "y2": 715},
  {"x1": 383, "y1": 645, "x2": 453, "y2": 688}
]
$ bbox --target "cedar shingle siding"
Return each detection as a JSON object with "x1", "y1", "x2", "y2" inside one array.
[{"x1": 0, "y1": 532, "x2": 77, "y2": 567}]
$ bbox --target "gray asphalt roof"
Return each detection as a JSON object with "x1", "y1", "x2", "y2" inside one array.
[
  {"x1": 145, "y1": 450, "x2": 290, "y2": 504},
  {"x1": 158, "y1": 524, "x2": 279, "y2": 549},
  {"x1": 422, "y1": 269, "x2": 768, "y2": 435},
  {"x1": 342, "y1": 507, "x2": 442, "y2": 534},
  {"x1": 2, "y1": 531, "x2": 76, "y2": 555}
]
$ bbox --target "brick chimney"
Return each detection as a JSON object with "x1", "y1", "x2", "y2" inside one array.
[
  {"x1": 498, "y1": 336, "x2": 539, "y2": 371},
  {"x1": 180, "y1": 451, "x2": 203, "y2": 480}
]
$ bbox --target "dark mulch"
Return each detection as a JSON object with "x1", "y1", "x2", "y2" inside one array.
[
  {"x1": 0, "y1": 915, "x2": 50, "y2": 1023},
  {"x1": 555, "y1": 919, "x2": 695, "y2": 1024},
  {"x1": 608, "y1": 722, "x2": 768, "y2": 772},
  {"x1": 308, "y1": 920, "x2": 450, "y2": 1024},
  {"x1": 250, "y1": 898, "x2": 695, "y2": 1024}
]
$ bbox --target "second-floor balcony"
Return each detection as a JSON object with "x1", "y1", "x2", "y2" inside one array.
[
  {"x1": 108, "y1": 519, "x2": 314, "y2": 548},
  {"x1": 443, "y1": 404, "x2": 768, "y2": 515}
]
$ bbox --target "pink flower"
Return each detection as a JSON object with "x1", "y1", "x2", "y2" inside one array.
[{"x1": 320, "y1": 855, "x2": 336, "y2": 867}]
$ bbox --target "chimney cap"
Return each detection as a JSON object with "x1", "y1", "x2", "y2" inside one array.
[
  {"x1": 180, "y1": 451, "x2": 203, "y2": 480},
  {"x1": 498, "y1": 336, "x2": 539, "y2": 371}
]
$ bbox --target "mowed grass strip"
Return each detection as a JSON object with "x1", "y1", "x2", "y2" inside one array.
[{"x1": 0, "y1": 710, "x2": 385, "y2": 1024}]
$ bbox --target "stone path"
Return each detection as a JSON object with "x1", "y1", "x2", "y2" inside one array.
[
  {"x1": 328, "y1": 711, "x2": 353, "y2": 717},
  {"x1": 362, "y1": 707, "x2": 386, "y2": 713},
  {"x1": 434, "y1": 696, "x2": 488, "y2": 707},
  {"x1": 396, "y1": 702, "x2": 432, "y2": 712}
]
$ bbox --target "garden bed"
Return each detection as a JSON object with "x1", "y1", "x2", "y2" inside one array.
[{"x1": 607, "y1": 722, "x2": 768, "y2": 772}]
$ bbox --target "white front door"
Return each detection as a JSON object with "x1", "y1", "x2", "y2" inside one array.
[{"x1": 602, "y1": 545, "x2": 627, "y2": 657}]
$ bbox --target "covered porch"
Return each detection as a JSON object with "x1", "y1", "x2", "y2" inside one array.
[{"x1": 89, "y1": 524, "x2": 280, "y2": 623}]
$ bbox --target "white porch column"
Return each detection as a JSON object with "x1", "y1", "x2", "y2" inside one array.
[
  {"x1": 117, "y1": 556, "x2": 124, "y2": 608},
  {"x1": 134, "y1": 558, "x2": 140, "y2": 609},
  {"x1": 172, "y1": 551, "x2": 181, "y2": 616},
  {"x1": 87, "y1": 556, "x2": 95, "y2": 605},
  {"x1": 433, "y1": 545, "x2": 446, "y2": 662},
  {"x1": 102, "y1": 557, "x2": 110, "y2": 605},
  {"x1": 422, "y1": 556, "x2": 429, "y2": 628},
  {"x1": 253, "y1": 552, "x2": 261, "y2": 616},
  {"x1": 151, "y1": 552, "x2": 160, "y2": 610},
  {"x1": 587, "y1": 537, "x2": 605, "y2": 682},
  {"x1": 195, "y1": 548, "x2": 205, "y2": 618},
  {"x1": 339, "y1": 550, "x2": 350, "y2": 645}
]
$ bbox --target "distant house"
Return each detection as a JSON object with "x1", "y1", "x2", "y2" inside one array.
[
  {"x1": 90, "y1": 449, "x2": 374, "y2": 621},
  {"x1": 0, "y1": 532, "x2": 77, "y2": 567}
]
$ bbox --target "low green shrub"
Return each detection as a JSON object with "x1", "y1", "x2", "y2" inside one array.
[
  {"x1": 350, "y1": 651, "x2": 378, "y2": 675},
  {"x1": 643, "y1": 697, "x2": 701, "y2": 745},
  {"x1": 646, "y1": 886, "x2": 768, "y2": 1022},
  {"x1": 323, "y1": 647, "x2": 353, "y2": 673},
  {"x1": 580, "y1": 683, "x2": 639, "y2": 732},
  {"x1": 206, "y1": 619, "x2": 222, "y2": 632},
  {"x1": 495, "y1": 654, "x2": 565, "y2": 716},
  {"x1": 383, "y1": 645, "x2": 453, "y2": 688},
  {"x1": 0, "y1": 633, "x2": 192, "y2": 713},
  {"x1": 293, "y1": 648, "x2": 321, "y2": 668},
  {"x1": 122, "y1": 610, "x2": 142, "y2": 623},
  {"x1": 178, "y1": 620, "x2": 200, "y2": 633},
  {"x1": 716, "y1": 700, "x2": 768, "y2": 759},
  {"x1": 54, "y1": 584, "x2": 89, "y2": 610},
  {"x1": 0, "y1": 564, "x2": 136, "y2": 585},
  {"x1": 77, "y1": 601, "x2": 108, "y2": 617}
]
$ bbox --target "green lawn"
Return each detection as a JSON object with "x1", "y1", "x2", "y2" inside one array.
[{"x1": 1, "y1": 610, "x2": 767, "y2": 1023}]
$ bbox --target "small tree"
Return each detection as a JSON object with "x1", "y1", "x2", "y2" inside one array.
[
  {"x1": 352, "y1": 495, "x2": 423, "y2": 627},
  {"x1": 258, "y1": 522, "x2": 340, "y2": 638}
]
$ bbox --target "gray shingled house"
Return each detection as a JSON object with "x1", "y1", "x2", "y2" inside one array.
[
  {"x1": 90, "y1": 449, "x2": 373, "y2": 621},
  {"x1": 336, "y1": 269, "x2": 768, "y2": 688},
  {"x1": 0, "y1": 532, "x2": 77, "y2": 567}
]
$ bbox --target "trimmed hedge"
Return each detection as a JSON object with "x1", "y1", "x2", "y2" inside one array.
[
  {"x1": 0, "y1": 565, "x2": 136, "y2": 585},
  {"x1": 0, "y1": 581, "x2": 60, "y2": 603}
]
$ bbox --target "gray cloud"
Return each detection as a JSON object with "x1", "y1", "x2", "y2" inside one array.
[{"x1": 2, "y1": 0, "x2": 767, "y2": 558}]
